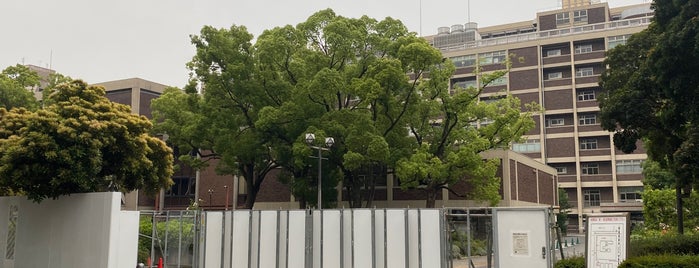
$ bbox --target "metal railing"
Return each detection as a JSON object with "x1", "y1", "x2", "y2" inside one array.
[{"x1": 437, "y1": 16, "x2": 652, "y2": 52}]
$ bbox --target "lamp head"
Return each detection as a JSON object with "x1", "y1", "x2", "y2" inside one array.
[
  {"x1": 325, "y1": 137, "x2": 335, "y2": 148},
  {"x1": 305, "y1": 133, "x2": 316, "y2": 145}
]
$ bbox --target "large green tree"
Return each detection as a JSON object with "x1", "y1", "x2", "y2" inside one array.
[
  {"x1": 0, "y1": 64, "x2": 40, "y2": 110},
  {"x1": 599, "y1": 0, "x2": 699, "y2": 234},
  {"x1": 0, "y1": 80, "x2": 174, "y2": 201},
  {"x1": 397, "y1": 62, "x2": 537, "y2": 207}
]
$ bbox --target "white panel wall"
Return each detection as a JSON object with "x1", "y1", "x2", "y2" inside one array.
[
  {"x1": 204, "y1": 212, "x2": 223, "y2": 268},
  {"x1": 0, "y1": 192, "x2": 138, "y2": 268},
  {"x1": 203, "y1": 208, "x2": 446, "y2": 268}
]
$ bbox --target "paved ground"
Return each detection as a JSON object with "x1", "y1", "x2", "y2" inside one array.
[{"x1": 450, "y1": 235, "x2": 586, "y2": 268}]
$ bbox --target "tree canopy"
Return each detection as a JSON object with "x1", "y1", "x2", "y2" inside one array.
[
  {"x1": 0, "y1": 80, "x2": 174, "y2": 201},
  {"x1": 153, "y1": 9, "x2": 535, "y2": 208},
  {"x1": 0, "y1": 64, "x2": 40, "y2": 111},
  {"x1": 599, "y1": 0, "x2": 699, "y2": 233}
]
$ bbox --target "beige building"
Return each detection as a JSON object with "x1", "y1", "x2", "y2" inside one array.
[{"x1": 425, "y1": 2, "x2": 652, "y2": 232}]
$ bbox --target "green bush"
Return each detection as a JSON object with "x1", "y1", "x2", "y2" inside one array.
[
  {"x1": 450, "y1": 230, "x2": 487, "y2": 258},
  {"x1": 554, "y1": 256, "x2": 584, "y2": 268},
  {"x1": 629, "y1": 232, "x2": 699, "y2": 257},
  {"x1": 619, "y1": 255, "x2": 699, "y2": 268}
]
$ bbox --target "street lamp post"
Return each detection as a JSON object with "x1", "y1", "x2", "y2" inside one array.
[
  {"x1": 224, "y1": 185, "x2": 229, "y2": 210},
  {"x1": 305, "y1": 133, "x2": 334, "y2": 210},
  {"x1": 208, "y1": 188, "x2": 214, "y2": 210}
]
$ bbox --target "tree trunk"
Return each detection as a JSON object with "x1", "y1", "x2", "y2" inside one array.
[
  {"x1": 425, "y1": 188, "x2": 437, "y2": 208},
  {"x1": 676, "y1": 184, "x2": 684, "y2": 234}
]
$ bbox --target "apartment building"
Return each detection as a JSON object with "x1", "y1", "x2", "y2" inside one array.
[{"x1": 425, "y1": 1, "x2": 652, "y2": 231}]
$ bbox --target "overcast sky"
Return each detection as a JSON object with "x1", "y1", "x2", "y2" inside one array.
[{"x1": 1, "y1": 0, "x2": 648, "y2": 88}]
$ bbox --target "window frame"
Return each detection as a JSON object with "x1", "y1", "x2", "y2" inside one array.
[
  {"x1": 451, "y1": 54, "x2": 477, "y2": 68},
  {"x1": 556, "y1": 12, "x2": 570, "y2": 25},
  {"x1": 546, "y1": 49, "x2": 562, "y2": 57},
  {"x1": 512, "y1": 139, "x2": 541, "y2": 153},
  {"x1": 584, "y1": 189, "x2": 601, "y2": 207},
  {"x1": 578, "y1": 114, "x2": 597, "y2": 125},
  {"x1": 579, "y1": 138, "x2": 598, "y2": 150},
  {"x1": 547, "y1": 72, "x2": 563, "y2": 80},
  {"x1": 574, "y1": 44, "x2": 593, "y2": 54},
  {"x1": 555, "y1": 167, "x2": 568, "y2": 174},
  {"x1": 581, "y1": 163, "x2": 600, "y2": 175},
  {"x1": 573, "y1": 10, "x2": 588, "y2": 23},
  {"x1": 577, "y1": 89, "x2": 596, "y2": 101},
  {"x1": 575, "y1": 67, "x2": 595, "y2": 77},
  {"x1": 479, "y1": 50, "x2": 507, "y2": 65},
  {"x1": 546, "y1": 118, "x2": 565, "y2": 127},
  {"x1": 616, "y1": 159, "x2": 644, "y2": 174}
]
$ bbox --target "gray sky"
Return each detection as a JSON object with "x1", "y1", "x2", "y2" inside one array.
[{"x1": 1, "y1": 0, "x2": 648, "y2": 88}]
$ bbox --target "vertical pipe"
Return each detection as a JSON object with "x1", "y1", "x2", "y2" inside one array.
[
  {"x1": 318, "y1": 148, "x2": 323, "y2": 210},
  {"x1": 164, "y1": 211, "x2": 170, "y2": 267},
  {"x1": 178, "y1": 211, "x2": 183, "y2": 268}
]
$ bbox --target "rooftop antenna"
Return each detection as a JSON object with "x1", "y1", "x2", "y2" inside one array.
[
  {"x1": 419, "y1": 0, "x2": 423, "y2": 36},
  {"x1": 49, "y1": 50, "x2": 53, "y2": 70},
  {"x1": 468, "y1": 0, "x2": 471, "y2": 23}
]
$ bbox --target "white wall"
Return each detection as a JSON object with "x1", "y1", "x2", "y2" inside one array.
[{"x1": 0, "y1": 192, "x2": 138, "y2": 268}]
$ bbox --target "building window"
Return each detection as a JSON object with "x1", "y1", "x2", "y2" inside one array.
[
  {"x1": 555, "y1": 167, "x2": 568, "y2": 174},
  {"x1": 579, "y1": 114, "x2": 597, "y2": 125},
  {"x1": 479, "y1": 50, "x2": 507, "y2": 65},
  {"x1": 573, "y1": 10, "x2": 588, "y2": 23},
  {"x1": 608, "y1": 35, "x2": 631, "y2": 49},
  {"x1": 546, "y1": 118, "x2": 565, "y2": 127},
  {"x1": 546, "y1": 49, "x2": 561, "y2": 57},
  {"x1": 451, "y1": 55, "x2": 477, "y2": 68},
  {"x1": 580, "y1": 138, "x2": 598, "y2": 150},
  {"x1": 575, "y1": 67, "x2": 594, "y2": 77},
  {"x1": 577, "y1": 90, "x2": 596, "y2": 101},
  {"x1": 512, "y1": 139, "x2": 541, "y2": 153},
  {"x1": 453, "y1": 80, "x2": 477, "y2": 89},
  {"x1": 479, "y1": 118, "x2": 494, "y2": 128},
  {"x1": 166, "y1": 177, "x2": 196, "y2": 197},
  {"x1": 619, "y1": 187, "x2": 643, "y2": 202},
  {"x1": 574, "y1": 44, "x2": 593, "y2": 54},
  {"x1": 581, "y1": 163, "x2": 599, "y2": 175},
  {"x1": 487, "y1": 76, "x2": 508, "y2": 86},
  {"x1": 547, "y1": 72, "x2": 563, "y2": 80},
  {"x1": 556, "y1": 12, "x2": 570, "y2": 25},
  {"x1": 584, "y1": 190, "x2": 601, "y2": 207},
  {"x1": 616, "y1": 159, "x2": 644, "y2": 174}
]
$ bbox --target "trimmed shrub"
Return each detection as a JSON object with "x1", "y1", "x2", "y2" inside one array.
[
  {"x1": 629, "y1": 233, "x2": 699, "y2": 257},
  {"x1": 619, "y1": 255, "x2": 699, "y2": 268},
  {"x1": 554, "y1": 256, "x2": 584, "y2": 268}
]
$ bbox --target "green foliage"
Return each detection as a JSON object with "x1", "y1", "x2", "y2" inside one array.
[
  {"x1": 557, "y1": 188, "x2": 572, "y2": 235},
  {"x1": 138, "y1": 215, "x2": 197, "y2": 264},
  {"x1": 619, "y1": 255, "x2": 699, "y2": 268},
  {"x1": 450, "y1": 230, "x2": 487, "y2": 258},
  {"x1": 0, "y1": 65, "x2": 40, "y2": 111},
  {"x1": 554, "y1": 256, "x2": 584, "y2": 268},
  {"x1": 641, "y1": 188, "x2": 699, "y2": 232},
  {"x1": 629, "y1": 230, "x2": 699, "y2": 257},
  {"x1": 642, "y1": 160, "x2": 676, "y2": 189},
  {"x1": 0, "y1": 80, "x2": 173, "y2": 201}
]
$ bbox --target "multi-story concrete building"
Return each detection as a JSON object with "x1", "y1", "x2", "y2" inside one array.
[{"x1": 425, "y1": 1, "x2": 652, "y2": 231}]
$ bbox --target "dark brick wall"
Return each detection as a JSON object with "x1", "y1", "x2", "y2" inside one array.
[
  {"x1": 482, "y1": 85, "x2": 507, "y2": 94},
  {"x1": 516, "y1": 162, "x2": 538, "y2": 203},
  {"x1": 139, "y1": 89, "x2": 160, "y2": 118},
  {"x1": 515, "y1": 92, "x2": 540, "y2": 110},
  {"x1": 543, "y1": 56, "x2": 571, "y2": 65},
  {"x1": 573, "y1": 50, "x2": 605, "y2": 61},
  {"x1": 540, "y1": 173, "x2": 556, "y2": 205},
  {"x1": 544, "y1": 78, "x2": 572, "y2": 88},
  {"x1": 588, "y1": 7, "x2": 608, "y2": 24},
  {"x1": 617, "y1": 174, "x2": 643, "y2": 181},
  {"x1": 544, "y1": 89, "x2": 573, "y2": 110},
  {"x1": 510, "y1": 46, "x2": 538, "y2": 68},
  {"x1": 526, "y1": 116, "x2": 541, "y2": 135},
  {"x1": 547, "y1": 137, "x2": 576, "y2": 158},
  {"x1": 510, "y1": 69, "x2": 539, "y2": 90},
  {"x1": 539, "y1": 14, "x2": 557, "y2": 31},
  {"x1": 454, "y1": 67, "x2": 476, "y2": 76},
  {"x1": 105, "y1": 88, "x2": 132, "y2": 106},
  {"x1": 256, "y1": 169, "x2": 292, "y2": 203},
  {"x1": 510, "y1": 160, "x2": 517, "y2": 199},
  {"x1": 614, "y1": 140, "x2": 647, "y2": 154}
]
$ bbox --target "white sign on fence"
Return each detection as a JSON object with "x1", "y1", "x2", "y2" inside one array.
[{"x1": 585, "y1": 213, "x2": 629, "y2": 268}]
